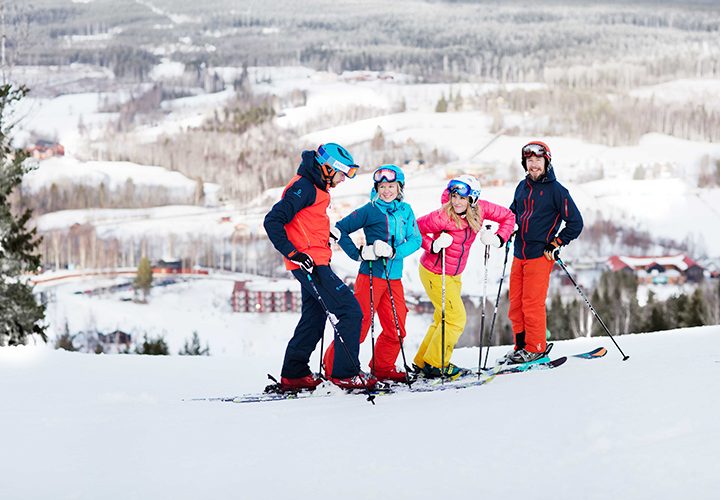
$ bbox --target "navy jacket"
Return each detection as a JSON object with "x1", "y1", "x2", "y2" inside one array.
[{"x1": 510, "y1": 165, "x2": 583, "y2": 260}]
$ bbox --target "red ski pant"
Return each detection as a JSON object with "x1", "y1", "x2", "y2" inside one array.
[
  {"x1": 323, "y1": 273, "x2": 407, "y2": 377},
  {"x1": 508, "y1": 256, "x2": 554, "y2": 353}
]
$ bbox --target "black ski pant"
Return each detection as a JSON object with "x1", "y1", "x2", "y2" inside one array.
[{"x1": 281, "y1": 265, "x2": 363, "y2": 379}]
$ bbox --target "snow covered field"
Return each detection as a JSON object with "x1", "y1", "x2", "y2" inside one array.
[
  {"x1": 1, "y1": 319, "x2": 718, "y2": 500},
  {"x1": 1, "y1": 273, "x2": 714, "y2": 499}
]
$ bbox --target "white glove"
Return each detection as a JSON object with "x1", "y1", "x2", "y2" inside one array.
[
  {"x1": 360, "y1": 245, "x2": 378, "y2": 261},
  {"x1": 329, "y1": 226, "x2": 341, "y2": 243},
  {"x1": 480, "y1": 230, "x2": 502, "y2": 248},
  {"x1": 432, "y1": 232, "x2": 453, "y2": 253},
  {"x1": 373, "y1": 240, "x2": 394, "y2": 258}
]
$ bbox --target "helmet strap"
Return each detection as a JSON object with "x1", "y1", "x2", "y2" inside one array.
[{"x1": 319, "y1": 163, "x2": 335, "y2": 182}]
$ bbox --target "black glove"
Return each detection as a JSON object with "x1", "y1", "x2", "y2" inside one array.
[
  {"x1": 543, "y1": 238, "x2": 561, "y2": 261},
  {"x1": 289, "y1": 252, "x2": 314, "y2": 273}
]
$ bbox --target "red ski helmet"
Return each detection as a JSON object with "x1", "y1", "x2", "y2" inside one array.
[{"x1": 521, "y1": 141, "x2": 551, "y2": 170}]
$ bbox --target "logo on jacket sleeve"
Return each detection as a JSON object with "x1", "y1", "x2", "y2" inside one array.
[{"x1": 292, "y1": 188, "x2": 302, "y2": 197}]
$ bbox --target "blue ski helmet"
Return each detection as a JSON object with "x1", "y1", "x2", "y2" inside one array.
[
  {"x1": 372, "y1": 164, "x2": 405, "y2": 188},
  {"x1": 372, "y1": 164, "x2": 405, "y2": 201},
  {"x1": 316, "y1": 143, "x2": 359, "y2": 179}
]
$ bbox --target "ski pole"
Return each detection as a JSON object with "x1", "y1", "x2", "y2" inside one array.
[
  {"x1": 441, "y1": 246, "x2": 446, "y2": 384},
  {"x1": 482, "y1": 234, "x2": 513, "y2": 370},
  {"x1": 382, "y1": 253, "x2": 413, "y2": 388},
  {"x1": 477, "y1": 225, "x2": 491, "y2": 379},
  {"x1": 556, "y1": 257, "x2": 630, "y2": 361},
  {"x1": 368, "y1": 261, "x2": 376, "y2": 375},
  {"x1": 303, "y1": 270, "x2": 364, "y2": 375},
  {"x1": 318, "y1": 318, "x2": 325, "y2": 377}
]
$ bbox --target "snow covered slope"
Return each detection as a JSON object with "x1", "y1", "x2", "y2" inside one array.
[{"x1": 1, "y1": 323, "x2": 718, "y2": 500}]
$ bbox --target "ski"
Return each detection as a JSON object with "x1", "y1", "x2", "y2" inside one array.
[
  {"x1": 188, "y1": 371, "x2": 496, "y2": 405},
  {"x1": 410, "y1": 373, "x2": 496, "y2": 392},
  {"x1": 187, "y1": 382, "x2": 395, "y2": 405},
  {"x1": 494, "y1": 356, "x2": 567, "y2": 374},
  {"x1": 572, "y1": 346, "x2": 607, "y2": 359},
  {"x1": 491, "y1": 346, "x2": 607, "y2": 375}
]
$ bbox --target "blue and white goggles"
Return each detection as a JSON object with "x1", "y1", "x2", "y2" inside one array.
[
  {"x1": 316, "y1": 145, "x2": 359, "y2": 178},
  {"x1": 447, "y1": 179, "x2": 477, "y2": 198}
]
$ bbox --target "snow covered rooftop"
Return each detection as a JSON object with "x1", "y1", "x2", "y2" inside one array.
[{"x1": 607, "y1": 254, "x2": 701, "y2": 272}]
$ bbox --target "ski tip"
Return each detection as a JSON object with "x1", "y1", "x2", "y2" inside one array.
[
  {"x1": 573, "y1": 347, "x2": 608, "y2": 359},
  {"x1": 550, "y1": 356, "x2": 568, "y2": 368}
]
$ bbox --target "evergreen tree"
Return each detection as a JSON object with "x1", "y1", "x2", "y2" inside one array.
[
  {"x1": 590, "y1": 287, "x2": 605, "y2": 337},
  {"x1": 644, "y1": 304, "x2": 669, "y2": 332},
  {"x1": 0, "y1": 84, "x2": 47, "y2": 346},
  {"x1": 136, "y1": 334, "x2": 169, "y2": 355},
  {"x1": 671, "y1": 293, "x2": 690, "y2": 328},
  {"x1": 685, "y1": 288, "x2": 707, "y2": 327},
  {"x1": 134, "y1": 256, "x2": 153, "y2": 302},
  {"x1": 54, "y1": 322, "x2": 75, "y2": 351},
  {"x1": 179, "y1": 331, "x2": 210, "y2": 356},
  {"x1": 435, "y1": 94, "x2": 448, "y2": 113},
  {"x1": 547, "y1": 291, "x2": 574, "y2": 340},
  {"x1": 546, "y1": 291, "x2": 565, "y2": 336}
]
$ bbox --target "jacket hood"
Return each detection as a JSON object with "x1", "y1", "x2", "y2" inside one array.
[{"x1": 298, "y1": 150, "x2": 328, "y2": 191}]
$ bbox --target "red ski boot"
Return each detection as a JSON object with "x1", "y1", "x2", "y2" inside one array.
[
  {"x1": 330, "y1": 372, "x2": 377, "y2": 390},
  {"x1": 279, "y1": 374, "x2": 322, "y2": 392},
  {"x1": 372, "y1": 367, "x2": 409, "y2": 383}
]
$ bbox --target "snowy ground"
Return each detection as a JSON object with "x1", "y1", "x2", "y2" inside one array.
[{"x1": 1, "y1": 320, "x2": 718, "y2": 500}]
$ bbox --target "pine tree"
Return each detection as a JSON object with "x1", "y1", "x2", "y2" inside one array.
[
  {"x1": 685, "y1": 288, "x2": 707, "y2": 327},
  {"x1": 672, "y1": 293, "x2": 690, "y2": 328},
  {"x1": 641, "y1": 291, "x2": 669, "y2": 332},
  {"x1": 644, "y1": 304, "x2": 669, "y2": 332},
  {"x1": 179, "y1": 331, "x2": 210, "y2": 356},
  {"x1": 134, "y1": 256, "x2": 153, "y2": 302},
  {"x1": 435, "y1": 94, "x2": 448, "y2": 113},
  {"x1": 546, "y1": 291, "x2": 565, "y2": 336},
  {"x1": 136, "y1": 334, "x2": 169, "y2": 355},
  {"x1": 0, "y1": 83, "x2": 47, "y2": 346},
  {"x1": 54, "y1": 321, "x2": 75, "y2": 351}
]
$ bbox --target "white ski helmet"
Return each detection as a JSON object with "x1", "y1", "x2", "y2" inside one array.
[{"x1": 447, "y1": 174, "x2": 481, "y2": 206}]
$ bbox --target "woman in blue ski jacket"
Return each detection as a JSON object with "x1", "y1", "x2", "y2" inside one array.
[{"x1": 323, "y1": 164, "x2": 422, "y2": 382}]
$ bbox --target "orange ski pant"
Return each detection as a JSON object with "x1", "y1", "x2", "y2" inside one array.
[
  {"x1": 323, "y1": 273, "x2": 407, "y2": 377},
  {"x1": 508, "y1": 256, "x2": 555, "y2": 353}
]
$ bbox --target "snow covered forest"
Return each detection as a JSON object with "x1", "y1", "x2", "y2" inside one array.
[{"x1": 0, "y1": 0, "x2": 717, "y2": 347}]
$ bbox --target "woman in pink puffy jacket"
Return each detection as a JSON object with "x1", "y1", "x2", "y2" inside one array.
[{"x1": 413, "y1": 175, "x2": 515, "y2": 378}]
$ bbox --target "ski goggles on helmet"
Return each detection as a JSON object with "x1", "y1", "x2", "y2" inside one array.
[
  {"x1": 447, "y1": 179, "x2": 474, "y2": 198},
  {"x1": 373, "y1": 168, "x2": 398, "y2": 183},
  {"x1": 317, "y1": 145, "x2": 359, "y2": 179},
  {"x1": 522, "y1": 143, "x2": 547, "y2": 158}
]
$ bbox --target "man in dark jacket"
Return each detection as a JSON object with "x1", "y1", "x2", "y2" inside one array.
[
  {"x1": 263, "y1": 143, "x2": 376, "y2": 391},
  {"x1": 505, "y1": 141, "x2": 584, "y2": 364}
]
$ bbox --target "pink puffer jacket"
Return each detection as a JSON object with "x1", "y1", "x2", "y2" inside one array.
[{"x1": 418, "y1": 190, "x2": 516, "y2": 276}]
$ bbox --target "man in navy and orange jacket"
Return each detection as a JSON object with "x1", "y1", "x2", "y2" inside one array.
[
  {"x1": 264, "y1": 143, "x2": 377, "y2": 391},
  {"x1": 505, "y1": 140, "x2": 583, "y2": 364}
]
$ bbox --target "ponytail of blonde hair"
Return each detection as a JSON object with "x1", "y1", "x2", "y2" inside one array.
[{"x1": 442, "y1": 200, "x2": 483, "y2": 233}]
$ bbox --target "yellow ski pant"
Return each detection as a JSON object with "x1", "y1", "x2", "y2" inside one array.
[{"x1": 413, "y1": 263, "x2": 466, "y2": 369}]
